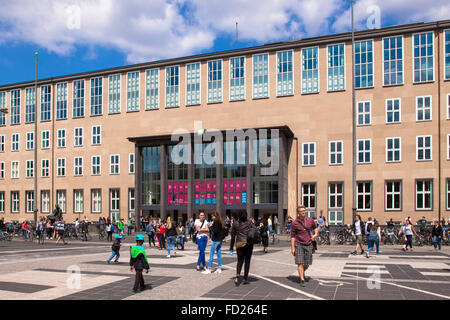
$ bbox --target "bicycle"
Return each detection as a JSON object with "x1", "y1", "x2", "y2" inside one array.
[
  {"x1": 99, "y1": 229, "x2": 107, "y2": 241},
  {"x1": 0, "y1": 230, "x2": 13, "y2": 241}
]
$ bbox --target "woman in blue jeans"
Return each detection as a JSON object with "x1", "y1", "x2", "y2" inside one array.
[
  {"x1": 432, "y1": 220, "x2": 443, "y2": 251},
  {"x1": 195, "y1": 211, "x2": 209, "y2": 271},
  {"x1": 202, "y1": 211, "x2": 226, "y2": 274},
  {"x1": 165, "y1": 217, "x2": 177, "y2": 258}
]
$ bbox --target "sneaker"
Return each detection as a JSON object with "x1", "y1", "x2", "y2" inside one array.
[
  {"x1": 299, "y1": 280, "x2": 306, "y2": 287},
  {"x1": 366, "y1": 252, "x2": 370, "y2": 258},
  {"x1": 131, "y1": 289, "x2": 139, "y2": 294},
  {"x1": 214, "y1": 268, "x2": 222, "y2": 274},
  {"x1": 166, "y1": 255, "x2": 171, "y2": 258},
  {"x1": 243, "y1": 280, "x2": 249, "y2": 285},
  {"x1": 361, "y1": 250, "x2": 365, "y2": 255},
  {"x1": 351, "y1": 251, "x2": 357, "y2": 255},
  {"x1": 201, "y1": 269, "x2": 211, "y2": 274},
  {"x1": 114, "y1": 261, "x2": 119, "y2": 264}
]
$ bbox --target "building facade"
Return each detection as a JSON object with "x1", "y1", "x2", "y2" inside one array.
[{"x1": 1, "y1": 20, "x2": 450, "y2": 226}]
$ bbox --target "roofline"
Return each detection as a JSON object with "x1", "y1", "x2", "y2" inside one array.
[{"x1": 1, "y1": 19, "x2": 450, "y2": 90}]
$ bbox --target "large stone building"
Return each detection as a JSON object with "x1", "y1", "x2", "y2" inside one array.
[{"x1": 1, "y1": 20, "x2": 450, "y2": 227}]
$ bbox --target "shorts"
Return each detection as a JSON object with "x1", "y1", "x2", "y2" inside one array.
[
  {"x1": 356, "y1": 235, "x2": 363, "y2": 244},
  {"x1": 295, "y1": 244, "x2": 313, "y2": 266},
  {"x1": 58, "y1": 230, "x2": 64, "y2": 236}
]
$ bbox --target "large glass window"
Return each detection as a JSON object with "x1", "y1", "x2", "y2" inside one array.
[
  {"x1": 108, "y1": 74, "x2": 121, "y2": 114},
  {"x1": 328, "y1": 183, "x2": 343, "y2": 225},
  {"x1": 0, "y1": 92, "x2": 5, "y2": 126},
  {"x1": 142, "y1": 146, "x2": 161, "y2": 205},
  {"x1": 277, "y1": 50, "x2": 293, "y2": 96},
  {"x1": 168, "y1": 145, "x2": 189, "y2": 206},
  {"x1": 385, "y1": 181, "x2": 401, "y2": 211},
  {"x1": 127, "y1": 72, "x2": 140, "y2": 112},
  {"x1": 73, "y1": 80, "x2": 85, "y2": 118},
  {"x1": 223, "y1": 140, "x2": 246, "y2": 206},
  {"x1": 194, "y1": 142, "x2": 217, "y2": 205},
  {"x1": 355, "y1": 40, "x2": 374, "y2": 88},
  {"x1": 166, "y1": 66, "x2": 179, "y2": 108},
  {"x1": 146, "y1": 69, "x2": 159, "y2": 109},
  {"x1": 90, "y1": 77, "x2": 103, "y2": 116},
  {"x1": 40, "y1": 85, "x2": 51, "y2": 121},
  {"x1": 25, "y1": 87, "x2": 36, "y2": 123},
  {"x1": 253, "y1": 53, "x2": 269, "y2": 98},
  {"x1": 383, "y1": 36, "x2": 403, "y2": 85},
  {"x1": 41, "y1": 190, "x2": 50, "y2": 213},
  {"x1": 186, "y1": 63, "x2": 200, "y2": 105},
  {"x1": 327, "y1": 43, "x2": 345, "y2": 91},
  {"x1": 413, "y1": 32, "x2": 434, "y2": 83},
  {"x1": 74, "y1": 190, "x2": 84, "y2": 213},
  {"x1": 445, "y1": 30, "x2": 450, "y2": 80},
  {"x1": 207, "y1": 60, "x2": 222, "y2": 103},
  {"x1": 302, "y1": 47, "x2": 319, "y2": 93},
  {"x1": 302, "y1": 183, "x2": 316, "y2": 218},
  {"x1": 10, "y1": 89, "x2": 20, "y2": 125},
  {"x1": 230, "y1": 57, "x2": 245, "y2": 101},
  {"x1": 56, "y1": 83, "x2": 68, "y2": 120},
  {"x1": 357, "y1": 182, "x2": 372, "y2": 211},
  {"x1": 91, "y1": 189, "x2": 101, "y2": 213},
  {"x1": 416, "y1": 180, "x2": 432, "y2": 210},
  {"x1": 253, "y1": 138, "x2": 279, "y2": 204},
  {"x1": 57, "y1": 190, "x2": 66, "y2": 213}
]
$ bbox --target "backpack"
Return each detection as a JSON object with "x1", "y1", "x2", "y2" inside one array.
[
  {"x1": 368, "y1": 229, "x2": 378, "y2": 241},
  {"x1": 366, "y1": 222, "x2": 372, "y2": 234},
  {"x1": 247, "y1": 223, "x2": 261, "y2": 244},
  {"x1": 112, "y1": 240, "x2": 120, "y2": 252}
]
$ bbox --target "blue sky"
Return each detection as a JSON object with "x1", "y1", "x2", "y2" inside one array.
[{"x1": 0, "y1": 0, "x2": 449, "y2": 86}]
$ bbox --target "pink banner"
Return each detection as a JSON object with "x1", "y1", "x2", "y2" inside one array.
[
  {"x1": 229, "y1": 193, "x2": 235, "y2": 204},
  {"x1": 179, "y1": 182, "x2": 184, "y2": 193},
  {"x1": 200, "y1": 182, "x2": 206, "y2": 193},
  {"x1": 224, "y1": 180, "x2": 229, "y2": 192},
  {"x1": 168, "y1": 182, "x2": 173, "y2": 193},
  {"x1": 235, "y1": 180, "x2": 241, "y2": 192},
  {"x1": 184, "y1": 182, "x2": 188, "y2": 192},
  {"x1": 235, "y1": 192, "x2": 241, "y2": 204},
  {"x1": 195, "y1": 182, "x2": 200, "y2": 193},
  {"x1": 206, "y1": 193, "x2": 211, "y2": 199},
  {"x1": 201, "y1": 193, "x2": 206, "y2": 200},
  {"x1": 212, "y1": 193, "x2": 216, "y2": 199},
  {"x1": 206, "y1": 181, "x2": 211, "y2": 192},
  {"x1": 195, "y1": 193, "x2": 200, "y2": 200},
  {"x1": 178, "y1": 194, "x2": 183, "y2": 203},
  {"x1": 212, "y1": 181, "x2": 217, "y2": 192},
  {"x1": 184, "y1": 194, "x2": 188, "y2": 204},
  {"x1": 224, "y1": 193, "x2": 228, "y2": 204},
  {"x1": 241, "y1": 180, "x2": 247, "y2": 191},
  {"x1": 173, "y1": 183, "x2": 178, "y2": 193},
  {"x1": 168, "y1": 195, "x2": 172, "y2": 205},
  {"x1": 229, "y1": 180, "x2": 235, "y2": 191}
]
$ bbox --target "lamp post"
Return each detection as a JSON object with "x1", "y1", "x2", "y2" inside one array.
[
  {"x1": 351, "y1": 0, "x2": 357, "y2": 223},
  {"x1": 33, "y1": 52, "x2": 38, "y2": 229}
]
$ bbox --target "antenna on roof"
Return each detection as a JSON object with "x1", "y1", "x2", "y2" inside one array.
[{"x1": 236, "y1": 22, "x2": 238, "y2": 49}]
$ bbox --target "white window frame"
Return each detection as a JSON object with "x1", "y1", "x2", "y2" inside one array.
[
  {"x1": 385, "y1": 98, "x2": 401, "y2": 124},
  {"x1": 129, "y1": 153, "x2": 135, "y2": 174},
  {"x1": 412, "y1": 31, "x2": 435, "y2": 83},
  {"x1": 302, "y1": 183, "x2": 316, "y2": 218},
  {"x1": 57, "y1": 158, "x2": 66, "y2": 177},
  {"x1": 56, "y1": 190, "x2": 66, "y2": 213},
  {"x1": 41, "y1": 159, "x2": 50, "y2": 177},
  {"x1": 74, "y1": 190, "x2": 84, "y2": 213},
  {"x1": 11, "y1": 133, "x2": 19, "y2": 152},
  {"x1": 110, "y1": 154, "x2": 120, "y2": 175},
  {"x1": 91, "y1": 189, "x2": 102, "y2": 213},
  {"x1": 357, "y1": 139, "x2": 372, "y2": 164},
  {"x1": 41, "y1": 130, "x2": 50, "y2": 149},
  {"x1": 276, "y1": 50, "x2": 294, "y2": 96},
  {"x1": 146, "y1": 68, "x2": 160, "y2": 110},
  {"x1": 0, "y1": 192, "x2": 4, "y2": 213},
  {"x1": 386, "y1": 137, "x2": 402, "y2": 163},
  {"x1": 447, "y1": 94, "x2": 450, "y2": 119},
  {"x1": 165, "y1": 65, "x2": 180, "y2": 108},
  {"x1": 301, "y1": 46, "x2": 319, "y2": 94},
  {"x1": 416, "y1": 135, "x2": 432, "y2": 162},
  {"x1": 11, "y1": 191, "x2": 19, "y2": 213},
  {"x1": 445, "y1": 30, "x2": 450, "y2": 81},
  {"x1": 385, "y1": 180, "x2": 402, "y2": 211},
  {"x1": 126, "y1": 71, "x2": 140, "y2": 112},
  {"x1": 0, "y1": 135, "x2": 4, "y2": 152},
  {"x1": 328, "y1": 182, "x2": 344, "y2": 225},
  {"x1": 74, "y1": 127, "x2": 83, "y2": 147},
  {"x1": 92, "y1": 125, "x2": 101, "y2": 146},
  {"x1": 207, "y1": 59, "x2": 223, "y2": 103},
  {"x1": 354, "y1": 39, "x2": 374, "y2": 89},
  {"x1": 382, "y1": 35, "x2": 404, "y2": 86},
  {"x1": 57, "y1": 129, "x2": 66, "y2": 148},
  {"x1": 415, "y1": 179, "x2": 433, "y2": 211},
  {"x1": 11, "y1": 161, "x2": 19, "y2": 179},
  {"x1": 72, "y1": 79, "x2": 85, "y2": 118},
  {"x1": 40, "y1": 85, "x2": 52, "y2": 122},
  {"x1": 41, "y1": 190, "x2": 50, "y2": 213},
  {"x1": 91, "y1": 155, "x2": 101, "y2": 176},
  {"x1": 357, "y1": 100, "x2": 371, "y2": 126},
  {"x1": 26, "y1": 160, "x2": 34, "y2": 178},
  {"x1": 252, "y1": 53, "x2": 270, "y2": 99},
  {"x1": 74, "y1": 156, "x2": 83, "y2": 176},
  {"x1": 357, "y1": 181, "x2": 372, "y2": 211},
  {"x1": 329, "y1": 140, "x2": 343, "y2": 165},
  {"x1": 302, "y1": 142, "x2": 316, "y2": 166},
  {"x1": 447, "y1": 134, "x2": 450, "y2": 160},
  {"x1": 0, "y1": 161, "x2": 4, "y2": 180},
  {"x1": 229, "y1": 56, "x2": 246, "y2": 101},
  {"x1": 90, "y1": 76, "x2": 103, "y2": 116},
  {"x1": 56, "y1": 82, "x2": 68, "y2": 120},
  {"x1": 326, "y1": 43, "x2": 346, "y2": 92},
  {"x1": 108, "y1": 74, "x2": 121, "y2": 114},
  {"x1": 26, "y1": 132, "x2": 34, "y2": 151},
  {"x1": 25, "y1": 191, "x2": 34, "y2": 213},
  {"x1": 416, "y1": 95, "x2": 432, "y2": 122}
]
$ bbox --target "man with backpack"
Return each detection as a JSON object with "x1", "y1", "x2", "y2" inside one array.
[
  {"x1": 351, "y1": 214, "x2": 366, "y2": 255},
  {"x1": 107, "y1": 234, "x2": 122, "y2": 263}
]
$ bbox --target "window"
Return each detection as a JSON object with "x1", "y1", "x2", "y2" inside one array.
[
  {"x1": 145, "y1": 69, "x2": 159, "y2": 109},
  {"x1": 0, "y1": 162, "x2": 4, "y2": 179},
  {"x1": 329, "y1": 141, "x2": 343, "y2": 165},
  {"x1": 302, "y1": 47, "x2": 319, "y2": 93},
  {"x1": 74, "y1": 157, "x2": 83, "y2": 176},
  {"x1": 386, "y1": 98, "x2": 401, "y2": 123},
  {"x1": 108, "y1": 74, "x2": 121, "y2": 114},
  {"x1": 357, "y1": 139, "x2": 371, "y2": 164},
  {"x1": 57, "y1": 158, "x2": 66, "y2": 177},
  {"x1": 128, "y1": 188, "x2": 135, "y2": 219},
  {"x1": 0, "y1": 135, "x2": 3, "y2": 152},
  {"x1": 445, "y1": 30, "x2": 450, "y2": 80},
  {"x1": 413, "y1": 32, "x2": 434, "y2": 83},
  {"x1": 41, "y1": 130, "x2": 50, "y2": 149},
  {"x1": 57, "y1": 129, "x2": 66, "y2": 148},
  {"x1": 41, "y1": 190, "x2": 50, "y2": 213},
  {"x1": 328, "y1": 183, "x2": 344, "y2": 225},
  {"x1": 447, "y1": 179, "x2": 450, "y2": 210},
  {"x1": 26, "y1": 132, "x2": 34, "y2": 150},
  {"x1": 129, "y1": 153, "x2": 135, "y2": 173},
  {"x1": 110, "y1": 189, "x2": 120, "y2": 221},
  {"x1": 357, "y1": 101, "x2": 371, "y2": 125},
  {"x1": 253, "y1": 53, "x2": 269, "y2": 98},
  {"x1": 26, "y1": 160, "x2": 34, "y2": 178},
  {"x1": 11, "y1": 161, "x2": 19, "y2": 179},
  {"x1": 10, "y1": 89, "x2": 20, "y2": 125},
  {"x1": 91, "y1": 156, "x2": 101, "y2": 175},
  {"x1": 448, "y1": 134, "x2": 450, "y2": 160},
  {"x1": 11, "y1": 133, "x2": 19, "y2": 151},
  {"x1": 74, "y1": 190, "x2": 84, "y2": 213},
  {"x1": 448, "y1": 94, "x2": 450, "y2": 119},
  {"x1": 416, "y1": 179, "x2": 432, "y2": 210},
  {"x1": 25, "y1": 191, "x2": 34, "y2": 213},
  {"x1": 11, "y1": 191, "x2": 19, "y2": 213},
  {"x1": 386, "y1": 137, "x2": 401, "y2": 162},
  {"x1": 355, "y1": 40, "x2": 374, "y2": 88},
  {"x1": 92, "y1": 125, "x2": 101, "y2": 145},
  {"x1": 166, "y1": 66, "x2": 179, "y2": 108},
  {"x1": 110, "y1": 154, "x2": 120, "y2": 175},
  {"x1": 357, "y1": 182, "x2": 372, "y2": 211},
  {"x1": 277, "y1": 50, "x2": 293, "y2": 96},
  {"x1": 127, "y1": 71, "x2": 140, "y2": 112},
  {"x1": 74, "y1": 127, "x2": 83, "y2": 146},
  {"x1": 90, "y1": 77, "x2": 103, "y2": 116},
  {"x1": 327, "y1": 43, "x2": 345, "y2": 91},
  {"x1": 417, "y1": 135, "x2": 432, "y2": 161},
  {"x1": 186, "y1": 63, "x2": 200, "y2": 105},
  {"x1": 302, "y1": 142, "x2": 316, "y2": 166},
  {"x1": 207, "y1": 60, "x2": 222, "y2": 103},
  {"x1": 230, "y1": 57, "x2": 245, "y2": 101},
  {"x1": 416, "y1": 96, "x2": 432, "y2": 121},
  {"x1": 40, "y1": 85, "x2": 51, "y2": 121},
  {"x1": 56, "y1": 82, "x2": 68, "y2": 120},
  {"x1": 0, "y1": 192, "x2": 4, "y2": 213},
  {"x1": 91, "y1": 189, "x2": 101, "y2": 213},
  {"x1": 386, "y1": 180, "x2": 401, "y2": 211},
  {"x1": 56, "y1": 190, "x2": 66, "y2": 213},
  {"x1": 302, "y1": 183, "x2": 316, "y2": 218},
  {"x1": 25, "y1": 87, "x2": 36, "y2": 123},
  {"x1": 0, "y1": 91, "x2": 6, "y2": 126},
  {"x1": 73, "y1": 79, "x2": 85, "y2": 118},
  {"x1": 383, "y1": 36, "x2": 403, "y2": 85},
  {"x1": 41, "y1": 159, "x2": 49, "y2": 177}
]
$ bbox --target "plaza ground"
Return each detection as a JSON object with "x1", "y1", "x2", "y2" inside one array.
[{"x1": 0, "y1": 235, "x2": 448, "y2": 300}]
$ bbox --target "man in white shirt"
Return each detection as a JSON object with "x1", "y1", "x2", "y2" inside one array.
[{"x1": 351, "y1": 214, "x2": 365, "y2": 255}]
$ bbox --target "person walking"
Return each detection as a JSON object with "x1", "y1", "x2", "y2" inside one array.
[
  {"x1": 145, "y1": 220, "x2": 156, "y2": 247},
  {"x1": 366, "y1": 222, "x2": 380, "y2": 258},
  {"x1": 195, "y1": 211, "x2": 209, "y2": 271},
  {"x1": 37, "y1": 218, "x2": 45, "y2": 244},
  {"x1": 202, "y1": 211, "x2": 226, "y2": 274},
  {"x1": 106, "y1": 221, "x2": 113, "y2": 242},
  {"x1": 21, "y1": 221, "x2": 30, "y2": 240},
  {"x1": 400, "y1": 219, "x2": 418, "y2": 251},
  {"x1": 177, "y1": 221, "x2": 186, "y2": 251},
  {"x1": 81, "y1": 220, "x2": 88, "y2": 242},
  {"x1": 159, "y1": 221, "x2": 166, "y2": 250},
  {"x1": 290, "y1": 205, "x2": 319, "y2": 287},
  {"x1": 165, "y1": 217, "x2": 177, "y2": 258},
  {"x1": 351, "y1": 214, "x2": 365, "y2": 255},
  {"x1": 432, "y1": 220, "x2": 443, "y2": 251},
  {"x1": 260, "y1": 220, "x2": 269, "y2": 253},
  {"x1": 55, "y1": 217, "x2": 67, "y2": 245},
  {"x1": 129, "y1": 234, "x2": 150, "y2": 294},
  {"x1": 107, "y1": 234, "x2": 122, "y2": 263}
]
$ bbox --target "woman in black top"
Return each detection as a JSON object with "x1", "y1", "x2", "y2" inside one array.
[
  {"x1": 259, "y1": 220, "x2": 269, "y2": 253},
  {"x1": 229, "y1": 211, "x2": 253, "y2": 285},
  {"x1": 432, "y1": 220, "x2": 443, "y2": 251}
]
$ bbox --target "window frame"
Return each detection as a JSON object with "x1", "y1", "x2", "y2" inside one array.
[
  {"x1": 207, "y1": 59, "x2": 223, "y2": 104},
  {"x1": 329, "y1": 140, "x2": 344, "y2": 165},
  {"x1": 74, "y1": 156, "x2": 83, "y2": 176},
  {"x1": 252, "y1": 52, "x2": 270, "y2": 99},
  {"x1": 146, "y1": 68, "x2": 160, "y2": 110},
  {"x1": 385, "y1": 180, "x2": 402, "y2": 212},
  {"x1": 354, "y1": 39, "x2": 374, "y2": 89},
  {"x1": 385, "y1": 98, "x2": 402, "y2": 124},
  {"x1": 108, "y1": 73, "x2": 122, "y2": 114},
  {"x1": 276, "y1": 50, "x2": 294, "y2": 97},
  {"x1": 357, "y1": 138, "x2": 372, "y2": 164},
  {"x1": 326, "y1": 43, "x2": 346, "y2": 92},
  {"x1": 415, "y1": 179, "x2": 433, "y2": 211},
  {"x1": 412, "y1": 31, "x2": 435, "y2": 84},
  {"x1": 229, "y1": 56, "x2": 246, "y2": 101},
  {"x1": 416, "y1": 95, "x2": 432, "y2": 122},
  {"x1": 89, "y1": 76, "x2": 104, "y2": 116},
  {"x1": 165, "y1": 65, "x2": 180, "y2": 108},
  {"x1": 91, "y1": 125, "x2": 101, "y2": 146},
  {"x1": 356, "y1": 181, "x2": 372, "y2": 212},
  {"x1": 110, "y1": 154, "x2": 120, "y2": 175},
  {"x1": 382, "y1": 35, "x2": 404, "y2": 86},
  {"x1": 57, "y1": 158, "x2": 66, "y2": 177},
  {"x1": 301, "y1": 46, "x2": 320, "y2": 94},
  {"x1": 357, "y1": 100, "x2": 371, "y2": 126},
  {"x1": 91, "y1": 155, "x2": 101, "y2": 176},
  {"x1": 386, "y1": 137, "x2": 402, "y2": 163},
  {"x1": 302, "y1": 142, "x2": 316, "y2": 167},
  {"x1": 416, "y1": 135, "x2": 433, "y2": 162}
]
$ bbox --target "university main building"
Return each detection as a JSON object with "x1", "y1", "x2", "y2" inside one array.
[{"x1": 1, "y1": 20, "x2": 450, "y2": 227}]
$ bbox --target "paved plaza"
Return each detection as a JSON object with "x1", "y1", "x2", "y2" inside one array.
[{"x1": 0, "y1": 236, "x2": 449, "y2": 300}]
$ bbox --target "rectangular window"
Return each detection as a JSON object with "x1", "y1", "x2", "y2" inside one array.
[
  {"x1": 108, "y1": 74, "x2": 121, "y2": 114},
  {"x1": 129, "y1": 188, "x2": 135, "y2": 218},
  {"x1": 110, "y1": 189, "x2": 120, "y2": 220},
  {"x1": 56, "y1": 82, "x2": 68, "y2": 120},
  {"x1": 0, "y1": 192, "x2": 4, "y2": 213},
  {"x1": 448, "y1": 94, "x2": 450, "y2": 119},
  {"x1": 41, "y1": 130, "x2": 50, "y2": 149},
  {"x1": 357, "y1": 101, "x2": 371, "y2": 125},
  {"x1": 41, "y1": 190, "x2": 50, "y2": 213},
  {"x1": 146, "y1": 69, "x2": 159, "y2": 109},
  {"x1": 386, "y1": 180, "x2": 401, "y2": 211},
  {"x1": 25, "y1": 191, "x2": 34, "y2": 213},
  {"x1": 41, "y1": 159, "x2": 49, "y2": 177},
  {"x1": 302, "y1": 47, "x2": 319, "y2": 93},
  {"x1": 10, "y1": 89, "x2": 20, "y2": 125},
  {"x1": 386, "y1": 137, "x2": 401, "y2": 162},
  {"x1": 25, "y1": 87, "x2": 36, "y2": 123},
  {"x1": 73, "y1": 80, "x2": 85, "y2": 118},
  {"x1": 416, "y1": 135, "x2": 432, "y2": 161},
  {"x1": 57, "y1": 129, "x2": 66, "y2": 148},
  {"x1": 302, "y1": 142, "x2": 316, "y2": 166},
  {"x1": 447, "y1": 179, "x2": 450, "y2": 210},
  {"x1": 57, "y1": 190, "x2": 66, "y2": 213},
  {"x1": 57, "y1": 158, "x2": 66, "y2": 177},
  {"x1": 74, "y1": 127, "x2": 83, "y2": 146},
  {"x1": 357, "y1": 139, "x2": 372, "y2": 164},
  {"x1": 11, "y1": 191, "x2": 19, "y2": 213},
  {"x1": 357, "y1": 182, "x2": 372, "y2": 211},
  {"x1": 26, "y1": 132, "x2": 34, "y2": 150},
  {"x1": 74, "y1": 157, "x2": 83, "y2": 176},
  {"x1": 92, "y1": 125, "x2": 101, "y2": 145},
  {"x1": 91, "y1": 156, "x2": 101, "y2": 175},
  {"x1": 127, "y1": 71, "x2": 140, "y2": 112},
  {"x1": 277, "y1": 50, "x2": 293, "y2": 96},
  {"x1": 11, "y1": 161, "x2": 19, "y2": 179},
  {"x1": 91, "y1": 189, "x2": 101, "y2": 213},
  {"x1": 413, "y1": 32, "x2": 434, "y2": 83},
  {"x1": 186, "y1": 63, "x2": 200, "y2": 106},
  {"x1": 74, "y1": 190, "x2": 84, "y2": 213},
  {"x1": 110, "y1": 154, "x2": 120, "y2": 175},
  {"x1": 129, "y1": 153, "x2": 135, "y2": 173},
  {"x1": 328, "y1": 183, "x2": 344, "y2": 225},
  {"x1": 166, "y1": 66, "x2": 179, "y2": 108},
  {"x1": 329, "y1": 141, "x2": 343, "y2": 165},
  {"x1": 302, "y1": 183, "x2": 316, "y2": 218},
  {"x1": 253, "y1": 53, "x2": 269, "y2": 98},
  {"x1": 355, "y1": 40, "x2": 374, "y2": 88},
  {"x1": 386, "y1": 98, "x2": 401, "y2": 123},
  {"x1": 416, "y1": 96, "x2": 432, "y2": 121},
  {"x1": 90, "y1": 77, "x2": 103, "y2": 116},
  {"x1": 448, "y1": 134, "x2": 450, "y2": 160},
  {"x1": 0, "y1": 162, "x2": 4, "y2": 180},
  {"x1": 12, "y1": 133, "x2": 19, "y2": 151},
  {"x1": 0, "y1": 91, "x2": 6, "y2": 126},
  {"x1": 207, "y1": 60, "x2": 223, "y2": 103},
  {"x1": 416, "y1": 179, "x2": 432, "y2": 210},
  {"x1": 327, "y1": 43, "x2": 345, "y2": 91},
  {"x1": 26, "y1": 160, "x2": 34, "y2": 178},
  {"x1": 383, "y1": 36, "x2": 403, "y2": 85},
  {"x1": 0, "y1": 135, "x2": 3, "y2": 152},
  {"x1": 445, "y1": 30, "x2": 450, "y2": 80},
  {"x1": 230, "y1": 57, "x2": 245, "y2": 101},
  {"x1": 40, "y1": 85, "x2": 51, "y2": 122}
]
